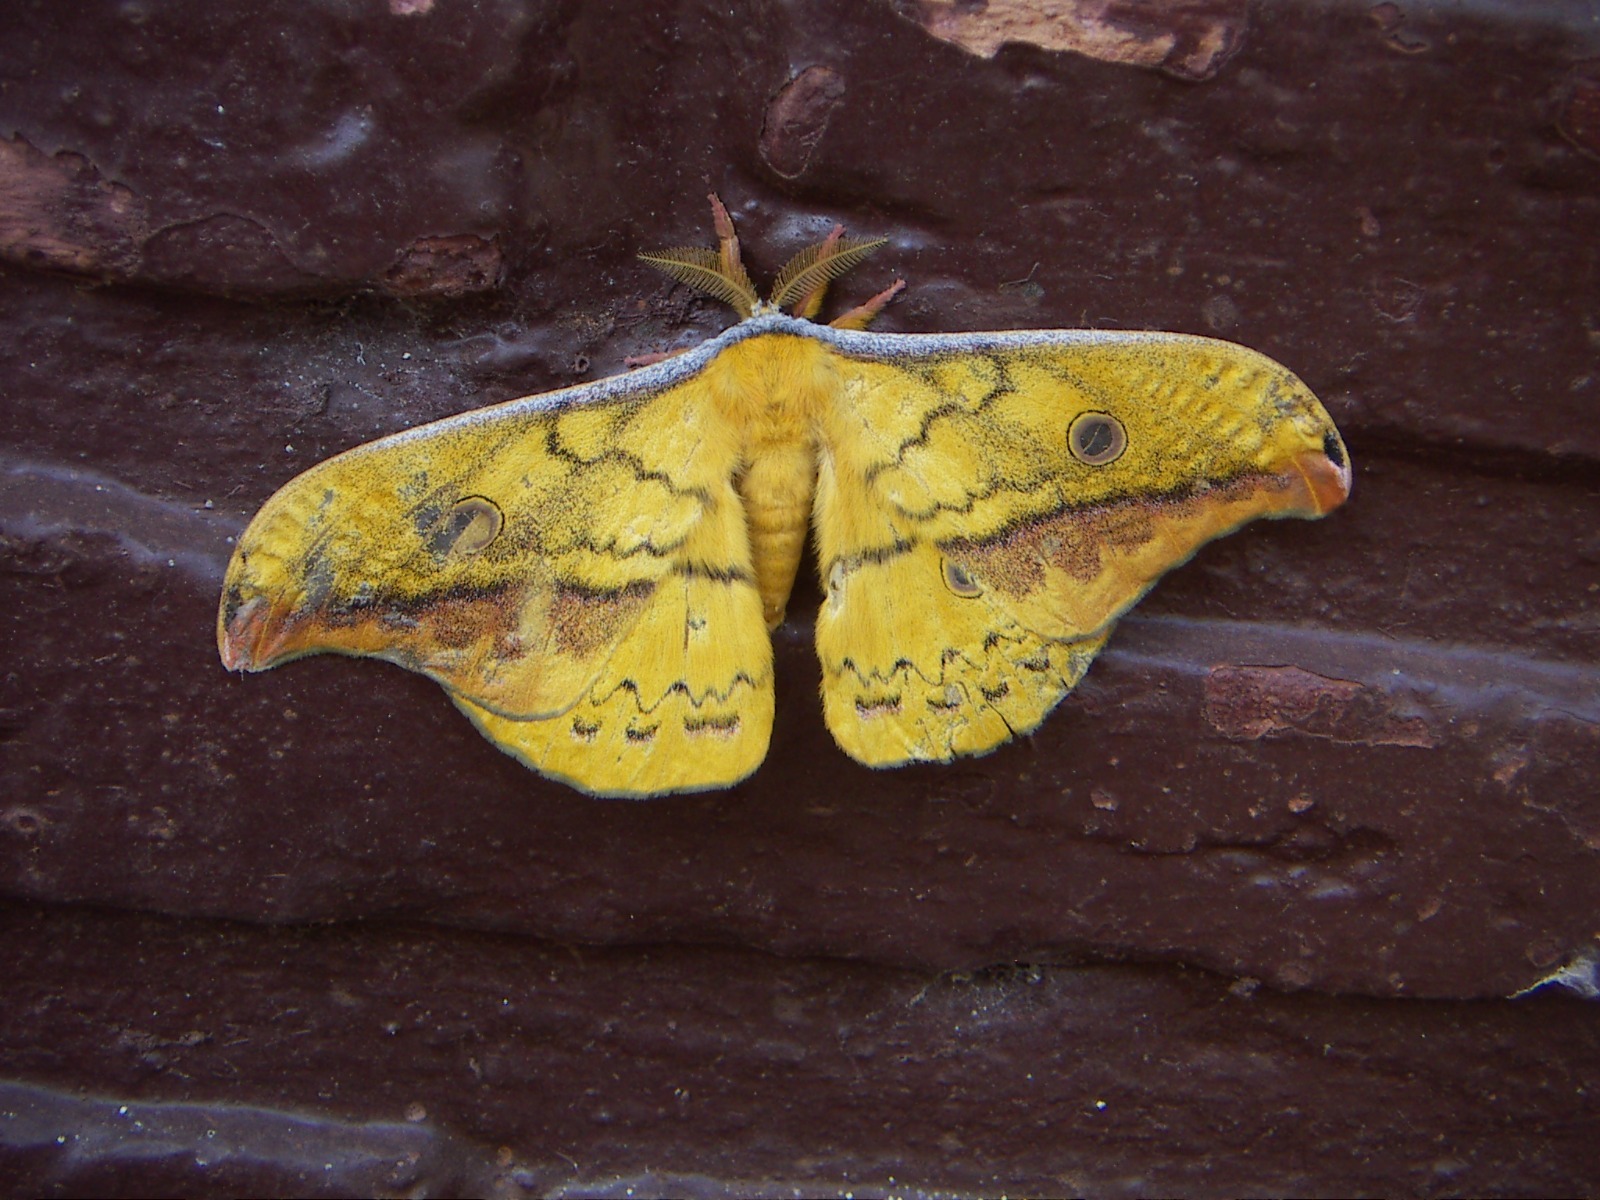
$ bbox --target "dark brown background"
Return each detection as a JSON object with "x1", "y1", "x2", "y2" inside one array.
[{"x1": 3, "y1": 0, "x2": 1599, "y2": 1195}]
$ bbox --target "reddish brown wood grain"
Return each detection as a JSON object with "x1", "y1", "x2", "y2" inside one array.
[{"x1": 2, "y1": 0, "x2": 1597, "y2": 1193}]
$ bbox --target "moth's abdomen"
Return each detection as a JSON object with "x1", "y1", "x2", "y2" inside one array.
[
  {"x1": 705, "y1": 332, "x2": 835, "y2": 631},
  {"x1": 738, "y1": 443, "x2": 816, "y2": 630}
]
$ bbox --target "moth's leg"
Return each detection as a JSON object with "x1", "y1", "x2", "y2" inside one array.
[
  {"x1": 829, "y1": 278, "x2": 906, "y2": 330},
  {"x1": 624, "y1": 348, "x2": 688, "y2": 368},
  {"x1": 708, "y1": 193, "x2": 752, "y2": 296}
]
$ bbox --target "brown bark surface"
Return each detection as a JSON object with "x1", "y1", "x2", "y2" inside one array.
[{"x1": 2, "y1": 1, "x2": 1597, "y2": 1194}]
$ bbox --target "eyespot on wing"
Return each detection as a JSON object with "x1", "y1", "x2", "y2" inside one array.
[
  {"x1": 431, "y1": 496, "x2": 504, "y2": 556},
  {"x1": 1067, "y1": 411, "x2": 1127, "y2": 465}
]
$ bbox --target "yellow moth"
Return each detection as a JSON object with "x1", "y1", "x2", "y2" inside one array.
[{"x1": 219, "y1": 196, "x2": 1350, "y2": 798}]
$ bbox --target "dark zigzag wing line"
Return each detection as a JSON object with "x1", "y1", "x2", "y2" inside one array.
[
  {"x1": 847, "y1": 349, "x2": 1020, "y2": 489},
  {"x1": 597, "y1": 667, "x2": 773, "y2": 713},
  {"x1": 541, "y1": 405, "x2": 716, "y2": 505},
  {"x1": 828, "y1": 340, "x2": 1281, "y2": 534},
  {"x1": 371, "y1": 414, "x2": 710, "y2": 568}
]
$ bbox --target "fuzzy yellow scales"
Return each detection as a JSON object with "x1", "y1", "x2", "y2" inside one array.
[{"x1": 219, "y1": 197, "x2": 1350, "y2": 798}]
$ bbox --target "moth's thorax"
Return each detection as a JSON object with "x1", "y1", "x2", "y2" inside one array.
[
  {"x1": 706, "y1": 331, "x2": 837, "y2": 630},
  {"x1": 703, "y1": 330, "x2": 835, "y2": 429}
]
